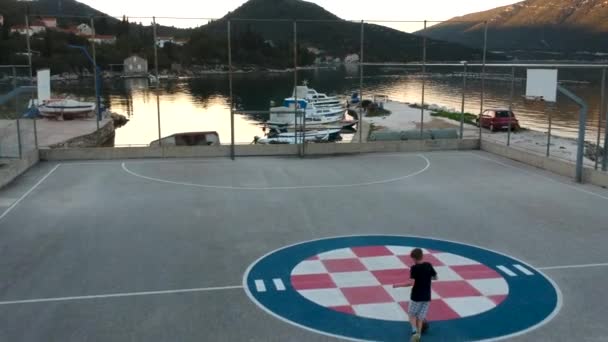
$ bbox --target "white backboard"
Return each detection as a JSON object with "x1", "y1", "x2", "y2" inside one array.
[
  {"x1": 526, "y1": 69, "x2": 558, "y2": 102},
  {"x1": 37, "y1": 69, "x2": 51, "y2": 102}
]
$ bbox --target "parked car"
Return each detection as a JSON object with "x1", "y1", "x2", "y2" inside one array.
[{"x1": 477, "y1": 109, "x2": 520, "y2": 132}]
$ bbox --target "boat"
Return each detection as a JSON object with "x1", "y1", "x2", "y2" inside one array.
[
  {"x1": 38, "y1": 99, "x2": 96, "y2": 118},
  {"x1": 268, "y1": 99, "x2": 345, "y2": 126},
  {"x1": 150, "y1": 131, "x2": 220, "y2": 147},
  {"x1": 255, "y1": 128, "x2": 342, "y2": 144},
  {"x1": 267, "y1": 119, "x2": 358, "y2": 132},
  {"x1": 290, "y1": 84, "x2": 344, "y2": 109}
]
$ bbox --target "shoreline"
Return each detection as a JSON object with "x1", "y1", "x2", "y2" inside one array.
[{"x1": 363, "y1": 100, "x2": 605, "y2": 165}]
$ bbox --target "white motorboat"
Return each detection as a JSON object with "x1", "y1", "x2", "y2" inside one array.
[
  {"x1": 290, "y1": 84, "x2": 344, "y2": 109},
  {"x1": 256, "y1": 128, "x2": 342, "y2": 144},
  {"x1": 38, "y1": 99, "x2": 96, "y2": 118},
  {"x1": 269, "y1": 99, "x2": 345, "y2": 126}
]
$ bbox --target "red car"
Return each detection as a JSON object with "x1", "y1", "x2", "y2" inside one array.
[{"x1": 477, "y1": 109, "x2": 520, "y2": 132}]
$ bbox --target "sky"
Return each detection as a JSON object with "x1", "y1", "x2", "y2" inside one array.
[{"x1": 77, "y1": 0, "x2": 521, "y2": 32}]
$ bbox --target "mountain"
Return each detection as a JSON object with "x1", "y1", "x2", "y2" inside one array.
[
  {"x1": 419, "y1": 0, "x2": 608, "y2": 57},
  {"x1": 195, "y1": 0, "x2": 494, "y2": 64},
  {"x1": 0, "y1": 0, "x2": 496, "y2": 72}
]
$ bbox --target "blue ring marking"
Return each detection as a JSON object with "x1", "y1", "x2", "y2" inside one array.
[{"x1": 243, "y1": 236, "x2": 560, "y2": 342}]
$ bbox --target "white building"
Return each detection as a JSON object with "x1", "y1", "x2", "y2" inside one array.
[
  {"x1": 89, "y1": 35, "x2": 117, "y2": 45},
  {"x1": 40, "y1": 17, "x2": 57, "y2": 28},
  {"x1": 76, "y1": 23, "x2": 93, "y2": 37},
  {"x1": 124, "y1": 55, "x2": 148, "y2": 75},
  {"x1": 173, "y1": 39, "x2": 188, "y2": 46},
  {"x1": 10, "y1": 23, "x2": 46, "y2": 35},
  {"x1": 156, "y1": 36, "x2": 174, "y2": 48},
  {"x1": 344, "y1": 53, "x2": 360, "y2": 64}
]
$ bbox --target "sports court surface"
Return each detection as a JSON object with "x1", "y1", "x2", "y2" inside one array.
[{"x1": 1, "y1": 151, "x2": 607, "y2": 341}]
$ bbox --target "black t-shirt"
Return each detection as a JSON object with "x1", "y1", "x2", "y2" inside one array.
[{"x1": 410, "y1": 262, "x2": 437, "y2": 302}]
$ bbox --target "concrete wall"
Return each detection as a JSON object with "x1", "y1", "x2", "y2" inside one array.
[
  {"x1": 40, "y1": 139, "x2": 479, "y2": 161},
  {"x1": 0, "y1": 150, "x2": 39, "y2": 189},
  {"x1": 481, "y1": 140, "x2": 608, "y2": 188}
]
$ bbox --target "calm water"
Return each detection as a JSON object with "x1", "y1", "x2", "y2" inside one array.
[{"x1": 5, "y1": 66, "x2": 607, "y2": 146}]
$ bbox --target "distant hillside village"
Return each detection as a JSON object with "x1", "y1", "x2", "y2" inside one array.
[{"x1": 2, "y1": 15, "x2": 187, "y2": 47}]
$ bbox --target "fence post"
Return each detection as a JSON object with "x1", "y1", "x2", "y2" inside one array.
[
  {"x1": 604, "y1": 97, "x2": 608, "y2": 171},
  {"x1": 420, "y1": 20, "x2": 427, "y2": 138},
  {"x1": 228, "y1": 20, "x2": 235, "y2": 160},
  {"x1": 547, "y1": 105, "x2": 553, "y2": 158},
  {"x1": 557, "y1": 85, "x2": 587, "y2": 182},
  {"x1": 359, "y1": 20, "x2": 365, "y2": 145},
  {"x1": 479, "y1": 21, "x2": 488, "y2": 140},
  {"x1": 460, "y1": 62, "x2": 467, "y2": 139},
  {"x1": 24, "y1": 14, "x2": 33, "y2": 87},
  {"x1": 13, "y1": 66, "x2": 22, "y2": 158},
  {"x1": 507, "y1": 66, "x2": 515, "y2": 146},
  {"x1": 153, "y1": 17, "x2": 162, "y2": 148},
  {"x1": 595, "y1": 68, "x2": 606, "y2": 170},
  {"x1": 90, "y1": 17, "x2": 100, "y2": 131},
  {"x1": 25, "y1": 11, "x2": 38, "y2": 149},
  {"x1": 294, "y1": 20, "x2": 301, "y2": 155}
]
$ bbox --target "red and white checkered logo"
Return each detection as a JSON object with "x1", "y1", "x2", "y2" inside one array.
[{"x1": 290, "y1": 246, "x2": 509, "y2": 322}]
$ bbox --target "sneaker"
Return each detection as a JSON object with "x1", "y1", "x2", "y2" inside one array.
[{"x1": 410, "y1": 333, "x2": 421, "y2": 342}]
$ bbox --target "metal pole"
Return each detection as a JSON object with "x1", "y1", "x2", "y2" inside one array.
[
  {"x1": 479, "y1": 21, "x2": 488, "y2": 139},
  {"x1": 604, "y1": 98, "x2": 608, "y2": 171},
  {"x1": 557, "y1": 85, "x2": 588, "y2": 183},
  {"x1": 460, "y1": 62, "x2": 467, "y2": 139},
  {"x1": 294, "y1": 21, "x2": 306, "y2": 155},
  {"x1": 359, "y1": 20, "x2": 364, "y2": 145},
  {"x1": 547, "y1": 105, "x2": 553, "y2": 158},
  {"x1": 90, "y1": 17, "x2": 100, "y2": 130},
  {"x1": 25, "y1": 9, "x2": 37, "y2": 150},
  {"x1": 294, "y1": 20, "x2": 300, "y2": 154},
  {"x1": 13, "y1": 66, "x2": 22, "y2": 159},
  {"x1": 228, "y1": 20, "x2": 235, "y2": 160},
  {"x1": 153, "y1": 17, "x2": 162, "y2": 147},
  {"x1": 420, "y1": 20, "x2": 427, "y2": 138},
  {"x1": 25, "y1": 12, "x2": 36, "y2": 147},
  {"x1": 24, "y1": 14, "x2": 33, "y2": 87},
  {"x1": 33, "y1": 97, "x2": 38, "y2": 149},
  {"x1": 595, "y1": 68, "x2": 606, "y2": 170},
  {"x1": 507, "y1": 66, "x2": 515, "y2": 146}
]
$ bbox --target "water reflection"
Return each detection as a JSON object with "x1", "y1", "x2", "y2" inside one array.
[{"x1": 45, "y1": 67, "x2": 607, "y2": 146}]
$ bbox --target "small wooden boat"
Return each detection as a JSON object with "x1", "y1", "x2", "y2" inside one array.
[
  {"x1": 38, "y1": 99, "x2": 96, "y2": 118},
  {"x1": 150, "y1": 131, "x2": 220, "y2": 147}
]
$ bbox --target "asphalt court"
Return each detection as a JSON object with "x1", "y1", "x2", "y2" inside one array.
[{"x1": 0, "y1": 151, "x2": 607, "y2": 341}]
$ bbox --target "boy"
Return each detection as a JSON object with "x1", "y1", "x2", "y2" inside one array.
[{"x1": 394, "y1": 248, "x2": 437, "y2": 342}]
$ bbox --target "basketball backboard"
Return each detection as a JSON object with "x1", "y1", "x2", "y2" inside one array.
[{"x1": 526, "y1": 69, "x2": 558, "y2": 102}]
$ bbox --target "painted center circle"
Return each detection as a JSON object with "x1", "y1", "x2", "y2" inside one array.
[
  {"x1": 291, "y1": 245, "x2": 509, "y2": 322},
  {"x1": 243, "y1": 236, "x2": 560, "y2": 342}
]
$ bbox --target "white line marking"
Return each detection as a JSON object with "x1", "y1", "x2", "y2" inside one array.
[
  {"x1": 0, "y1": 198, "x2": 17, "y2": 207},
  {"x1": 538, "y1": 262, "x2": 608, "y2": 271},
  {"x1": 121, "y1": 154, "x2": 431, "y2": 190},
  {"x1": 497, "y1": 265, "x2": 517, "y2": 277},
  {"x1": 273, "y1": 279, "x2": 286, "y2": 291},
  {"x1": 255, "y1": 280, "x2": 266, "y2": 292},
  {"x1": 470, "y1": 152, "x2": 608, "y2": 201},
  {"x1": 0, "y1": 285, "x2": 243, "y2": 306},
  {"x1": 513, "y1": 264, "x2": 534, "y2": 276},
  {"x1": 0, "y1": 164, "x2": 61, "y2": 222}
]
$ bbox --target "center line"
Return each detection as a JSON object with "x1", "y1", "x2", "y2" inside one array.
[
  {"x1": 537, "y1": 262, "x2": 608, "y2": 271},
  {"x1": 0, "y1": 285, "x2": 244, "y2": 306}
]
